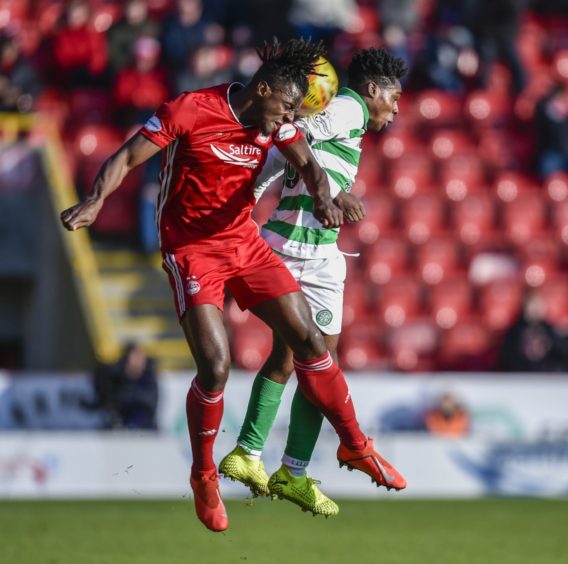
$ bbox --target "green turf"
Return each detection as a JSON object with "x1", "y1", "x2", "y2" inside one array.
[{"x1": 1, "y1": 498, "x2": 566, "y2": 564}]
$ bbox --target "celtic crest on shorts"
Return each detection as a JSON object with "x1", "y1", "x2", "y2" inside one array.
[{"x1": 316, "y1": 309, "x2": 333, "y2": 326}]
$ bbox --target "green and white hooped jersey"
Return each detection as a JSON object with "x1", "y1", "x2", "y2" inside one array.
[{"x1": 254, "y1": 87, "x2": 369, "y2": 259}]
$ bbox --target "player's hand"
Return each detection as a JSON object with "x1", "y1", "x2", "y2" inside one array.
[
  {"x1": 333, "y1": 192, "x2": 366, "y2": 223},
  {"x1": 313, "y1": 196, "x2": 343, "y2": 228},
  {"x1": 60, "y1": 197, "x2": 103, "y2": 231}
]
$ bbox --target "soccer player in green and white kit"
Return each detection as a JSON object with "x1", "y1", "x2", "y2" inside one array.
[{"x1": 220, "y1": 48, "x2": 407, "y2": 516}]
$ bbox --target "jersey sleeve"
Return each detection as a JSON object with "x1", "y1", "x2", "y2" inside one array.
[
  {"x1": 298, "y1": 96, "x2": 364, "y2": 144},
  {"x1": 272, "y1": 123, "x2": 304, "y2": 149},
  {"x1": 253, "y1": 147, "x2": 286, "y2": 200},
  {"x1": 140, "y1": 92, "x2": 197, "y2": 148}
]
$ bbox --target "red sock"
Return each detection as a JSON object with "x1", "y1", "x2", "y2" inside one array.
[
  {"x1": 294, "y1": 353, "x2": 366, "y2": 450},
  {"x1": 186, "y1": 377, "x2": 224, "y2": 478}
]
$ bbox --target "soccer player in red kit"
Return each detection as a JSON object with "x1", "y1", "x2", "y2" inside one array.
[{"x1": 61, "y1": 38, "x2": 406, "y2": 532}]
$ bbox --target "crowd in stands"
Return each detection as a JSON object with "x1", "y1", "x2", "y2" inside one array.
[{"x1": 1, "y1": 0, "x2": 567, "y2": 373}]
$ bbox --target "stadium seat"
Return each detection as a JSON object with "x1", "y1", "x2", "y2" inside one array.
[
  {"x1": 502, "y1": 190, "x2": 547, "y2": 245},
  {"x1": 374, "y1": 276, "x2": 423, "y2": 328},
  {"x1": 492, "y1": 171, "x2": 535, "y2": 203},
  {"x1": 400, "y1": 193, "x2": 445, "y2": 244},
  {"x1": 429, "y1": 130, "x2": 475, "y2": 161},
  {"x1": 415, "y1": 237, "x2": 462, "y2": 285},
  {"x1": 478, "y1": 128, "x2": 517, "y2": 171},
  {"x1": 545, "y1": 172, "x2": 568, "y2": 203},
  {"x1": 437, "y1": 317, "x2": 495, "y2": 371},
  {"x1": 385, "y1": 318, "x2": 439, "y2": 372},
  {"x1": 363, "y1": 236, "x2": 410, "y2": 285},
  {"x1": 450, "y1": 192, "x2": 495, "y2": 246},
  {"x1": 227, "y1": 301, "x2": 272, "y2": 370},
  {"x1": 439, "y1": 154, "x2": 485, "y2": 201},
  {"x1": 353, "y1": 192, "x2": 396, "y2": 247},
  {"x1": 379, "y1": 130, "x2": 422, "y2": 161},
  {"x1": 426, "y1": 276, "x2": 473, "y2": 329},
  {"x1": 342, "y1": 278, "x2": 372, "y2": 328},
  {"x1": 478, "y1": 277, "x2": 524, "y2": 331},
  {"x1": 518, "y1": 236, "x2": 562, "y2": 287},
  {"x1": 535, "y1": 276, "x2": 568, "y2": 328},
  {"x1": 552, "y1": 199, "x2": 568, "y2": 245},
  {"x1": 465, "y1": 90, "x2": 510, "y2": 129},
  {"x1": 389, "y1": 153, "x2": 434, "y2": 199},
  {"x1": 415, "y1": 90, "x2": 462, "y2": 128},
  {"x1": 69, "y1": 89, "x2": 113, "y2": 128},
  {"x1": 338, "y1": 319, "x2": 387, "y2": 371}
]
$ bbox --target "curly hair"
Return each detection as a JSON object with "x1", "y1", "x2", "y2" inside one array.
[
  {"x1": 347, "y1": 48, "x2": 407, "y2": 89},
  {"x1": 253, "y1": 37, "x2": 327, "y2": 96}
]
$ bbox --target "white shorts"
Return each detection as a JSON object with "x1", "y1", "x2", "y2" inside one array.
[{"x1": 278, "y1": 252, "x2": 346, "y2": 335}]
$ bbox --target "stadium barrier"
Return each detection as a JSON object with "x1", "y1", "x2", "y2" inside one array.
[{"x1": 1, "y1": 372, "x2": 567, "y2": 499}]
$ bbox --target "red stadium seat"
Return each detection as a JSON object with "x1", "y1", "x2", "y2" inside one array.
[
  {"x1": 426, "y1": 276, "x2": 473, "y2": 329},
  {"x1": 415, "y1": 237, "x2": 462, "y2": 285},
  {"x1": 492, "y1": 172, "x2": 535, "y2": 203},
  {"x1": 401, "y1": 193, "x2": 445, "y2": 244},
  {"x1": 450, "y1": 192, "x2": 495, "y2": 246},
  {"x1": 502, "y1": 190, "x2": 547, "y2": 245},
  {"x1": 545, "y1": 172, "x2": 568, "y2": 203},
  {"x1": 465, "y1": 90, "x2": 510, "y2": 129},
  {"x1": 552, "y1": 199, "x2": 568, "y2": 245},
  {"x1": 389, "y1": 153, "x2": 434, "y2": 199},
  {"x1": 227, "y1": 300, "x2": 272, "y2": 370},
  {"x1": 353, "y1": 192, "x2": 396, "y2": 247},
  {"x1": 429, "y1": 130, "x2": 475, "y2": 161},
  {"x1": 439, "y1": 154, "x2": 485, "y2": 201},
  {"x1": 342, "y1": 279, "x2": 372, "y2": 328},
  {"x1": 519, "y1": 236, "x2": 563, "y2": 288},
  {"x1": 339, "y1": 320, "x2": 387, "y2": 371},
  {"x1": 363, "y1": 236, "x2": 410, "y2": 285},
  {"x1": 415, "y1": 90, "x2": 463, "y2": 128},
  {"x1": 385, "y1": 318, "x2": 439, "y2": 372},
  {"x1": 438, "y1": 317, "x2": 494, "y2": 371},
  {"x1": 479, "y1": 277, "x2": 524, "y2": 330},
  {"x1": 379, "y1": 130, "x2": 422, "y2": 161},
  {"x1": 478, "y1": 128, "x2": 517, "y2": 171},
  {"x1": 375, "y1": 276, "x2": 422, "y2": 328},
  {"x1": 536, "y1": 276, "x2": 568, "y2": 328}
]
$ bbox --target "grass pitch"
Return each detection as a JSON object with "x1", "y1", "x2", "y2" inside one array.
[{"x1": 1, "y1": 498, "x2": 566, "y2": 564}]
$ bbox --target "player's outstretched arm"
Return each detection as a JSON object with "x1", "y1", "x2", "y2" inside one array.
[
  {"x1": 334, "y1": 191, "x2": 366, "y2": 223},
  {"x1": 279, "y1": 137, "x2": 343, "y2": 228},
  {"x1": 60, "y1": 133, "x2": 161, "y2": 231}
]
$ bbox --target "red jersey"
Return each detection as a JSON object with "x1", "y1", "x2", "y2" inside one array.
[{"x1": 140, "y1": 82, "x2": 303, "y2": 252}]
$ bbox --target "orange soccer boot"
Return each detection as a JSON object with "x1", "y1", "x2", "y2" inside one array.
[
  {"x1": 337, "y1": 437, "x2": 407, "y2": 491},
  {"x1": 190, "y1": 469, "x2": 229, "y2": 532}
]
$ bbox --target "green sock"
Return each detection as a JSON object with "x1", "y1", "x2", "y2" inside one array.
[
  {"x1": 284, "y1": 385, "x2": 324, "y2": 463},
  {"x1": 237, "y1": 373, "x2": 286, "y2": 454}
]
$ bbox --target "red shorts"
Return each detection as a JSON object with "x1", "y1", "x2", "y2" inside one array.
[{"x1": 162, "y1": 236, "x2": 301, "y2": 318}]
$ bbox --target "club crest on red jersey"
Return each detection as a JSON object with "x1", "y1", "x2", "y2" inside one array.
[{"x1": 186, "y1": 276, "x2": 201, "y2": 296}]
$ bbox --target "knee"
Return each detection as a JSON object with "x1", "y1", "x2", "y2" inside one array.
[
  {"x1": 294, "y1": 321, "x2": 327, "y2": 359},
  {"x1": 196, "y1": 355, "x2": 230, "y2": 391}
]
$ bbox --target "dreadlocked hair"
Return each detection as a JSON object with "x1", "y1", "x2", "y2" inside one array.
[
  {"x1": 348, "y1": 48, "x2": 407, "y2": 89},
  {"x1": 254, "y1": 37, "x2": 327, "y2": 96}
]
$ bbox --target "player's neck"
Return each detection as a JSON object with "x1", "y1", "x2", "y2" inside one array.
[{"x1": 229, "y1": 86, "x2": 257, "y2": 128}]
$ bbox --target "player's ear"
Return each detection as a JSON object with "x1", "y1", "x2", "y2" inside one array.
[
  {"x1": 367, "y1": 81, "x2": 381, "y2": 99},
  {"x1": 256, "y1": 80, "x2": 271, "y2": 98}
]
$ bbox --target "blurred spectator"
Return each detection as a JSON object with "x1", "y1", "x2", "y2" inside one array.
[
  {"x1": 51, "y1": 0, "x2": 108, "y2": 88},
  {"x1": 471, "y1": 0, "x2": 527, "y2": 95},
  {"x1": 93, "y1": 343, "x2": 158, "y2": 430},
  {"x1": 113, "y1": 35, "x2": 169, "y2": 125},
  {"x1": 0, "y1": 31, "x2": 41, "y2": 112},
  {"x1": 499, "y1": 292, "x2": 568, "y2": 372},
  {"x1": 534, "y1": 51, "x2": 568, "y2": 178},
  {"x1": 424, "y1": 392, "x2": 470, "y2": 437},
  {"x1": 175, "y1": 44, "x2": 233, "y2": 94},
  {"x1": 161, "y1": 0, "x2": 220, "y2": 72},
  {"x1": 107, "y1": 0, "x2": 160, "y2": 72},
  {"x1": 288, "y1": 0, "x2": 364, "y2": 44}
]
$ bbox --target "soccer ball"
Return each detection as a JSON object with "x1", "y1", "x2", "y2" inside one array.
[{"x1": 300, "y1": 57, "x2": 339, "y2": 115}]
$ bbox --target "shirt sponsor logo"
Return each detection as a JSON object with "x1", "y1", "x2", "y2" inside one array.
[
  {"x1": 144, "y1": 115, "x2": 162, "y2": 132},
  {"x1": 210, "y1": 143, "x2": 261, "y2": 168},
  {"x1": 276, "y1": 123, "x2": 297, "y2": 142}
]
